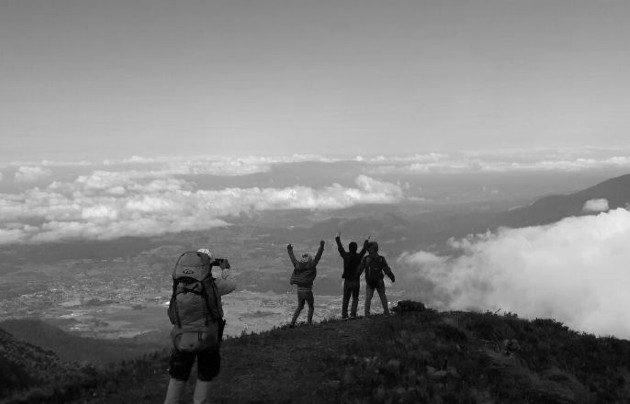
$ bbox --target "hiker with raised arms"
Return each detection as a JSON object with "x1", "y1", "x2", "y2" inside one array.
[
  {"x1": 357, "y1": 241, "x2": 395, "y2": 316},
  {"x1": 164, "y1": 248, "x2": 235, "y2": 404},
  {"x1": 287, "y1": 240, "x2": 325, "y2": 327},
  {"x1": 335, "y1": 232, "x2": 369, "y2": 319}
]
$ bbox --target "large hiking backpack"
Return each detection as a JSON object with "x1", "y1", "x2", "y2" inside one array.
[
  {"x1": 167, "y1": 251, "x2": 226, "y2": 352},
  {"x1": 364, "y1": 256, "x2": 385, "y2": 288}
]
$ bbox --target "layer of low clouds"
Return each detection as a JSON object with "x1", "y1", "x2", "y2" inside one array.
[
  {"x1": 361, "y1": 148, "x2": 630, "y2": 174},
  {"x1": 14, "y1": 166, "x2": 53, "y2": 183},
  {"x1": 3, "y1": 147, "x2": 630, "y2": 175},
  {"x1": 0, "y1": 170, "x2": 403, "y2": 244},
  {"x1": 399, "y1": 208, "x2": 630, "y2": 339}
]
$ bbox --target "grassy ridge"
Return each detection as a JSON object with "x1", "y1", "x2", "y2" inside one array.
[
  {"x1": 316, "y1": 302, "x2": 630, "y2": 403},
  {"x1": 3, "y1": 301, "x2": 630, "y2": 403}
]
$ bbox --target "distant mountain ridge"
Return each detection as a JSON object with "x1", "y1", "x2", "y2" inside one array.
[{"x1": 502, "y1": 173, "x2": 630, "y2": 228}]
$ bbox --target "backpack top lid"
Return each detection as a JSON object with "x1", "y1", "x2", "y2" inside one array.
[
  {"x1": 197, "y1": 248, "x2": 213, "y2": 260},
  {"x1": 173, "y1": 251, "x2": 213, "y2": 282}
]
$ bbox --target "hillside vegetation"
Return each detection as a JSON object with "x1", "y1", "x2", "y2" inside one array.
[
  {"x1": 0, "y1": 318, "x2": 167, "y2": 366},
  {"x1": 3, "y1": 301, "x2": 630, "y2": 403}
]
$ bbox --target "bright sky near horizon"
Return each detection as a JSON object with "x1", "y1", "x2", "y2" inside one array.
[{"x1": 2, "y1": 0, "x2": 630, "y2": 162}]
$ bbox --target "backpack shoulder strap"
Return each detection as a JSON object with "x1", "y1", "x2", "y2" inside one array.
[
  {"x1": 169, "y1": 279, "x2": 182, "y2": 327},
  {"x1": 200, "y1": 278, "x2": 223, "y2": 321}
]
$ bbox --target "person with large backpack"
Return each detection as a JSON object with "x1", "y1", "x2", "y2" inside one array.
[
  {"x1": 335, "y1": 233, "x2": 369, "y2": 319},
  {"x1": 164, "y1": 248, "x2": 235, "y2": 404},
  {"x1": 288, "y1": 240, "x2": 325, "y2": 327},
  {"x1": 357, "y1": 241, "x2": 395, "y2": 316}
]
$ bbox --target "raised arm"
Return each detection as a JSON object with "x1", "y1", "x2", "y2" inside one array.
[
  {"x1": 335, "y1": 236, "x2": 346, "y2": 258},
  {"x1": 356, "y1": 256, "x2": 368, "y2": 277},
  {"x1": 312, "y1": 240, "x2": 325, "y2": 266},
  {"x1": 358, "y1": 239, "x2": 369, "y2": 259},
  {"x1": 287, "y1": 244, "x2": 299, "y2": 267}
]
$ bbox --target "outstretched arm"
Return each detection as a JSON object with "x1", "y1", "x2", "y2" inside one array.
[
  {"x1": 358, "y1": 239, "x2": 369, "y2": 259},
  {"x1": 335, "y1": 235, "x2": 346, "y2": 258},
  {"x1": 356, "y1": 256, "x2": 368, "y2": 278},
  {"x1": 287, "y1": 244, "x2": 299, "y2": 267},
  {"x1": 312, "y1": 240, "x2": 325, "y2": 266}
]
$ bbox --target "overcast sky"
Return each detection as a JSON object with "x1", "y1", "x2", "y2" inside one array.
[{"x1": 2, "y1": 0, "x2": 630, "y2": 162}]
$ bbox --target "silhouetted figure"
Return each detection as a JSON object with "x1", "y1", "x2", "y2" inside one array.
[
  {"x1": 335, "y1": 233, "x2": 369, "y2": 319},
  {"x1": 358, "y1": 241, "x2": 395, "y2": 316},
  {"x1": 288, "y1": 240, "x2": 325, "y2": 327}
]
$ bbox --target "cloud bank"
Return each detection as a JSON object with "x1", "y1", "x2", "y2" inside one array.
[
  {"x1": 399, "y1": 208, "x2": 630, "y2": 339},
  {"x1": 3, "y1": 147, "x2": 630, "y2": 176},
  {"x1": 14, "y1": 166, "x2": 53, "y2": 182},
  {"x1": 360, "y1": 148, "x2": 630, "y2": 174},
  {"x1": 0, "y1": 172, "x2": 403, "y2": 245}
]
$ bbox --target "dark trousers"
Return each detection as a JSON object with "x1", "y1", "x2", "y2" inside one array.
[
  {"x1": 168, "y1": 347, "x2": 221, "y2": 382},
  {"x1": 342, "y1": 279, "x2": 360, "y2": 318}
]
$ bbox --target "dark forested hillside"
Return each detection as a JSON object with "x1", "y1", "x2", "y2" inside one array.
[
  {"x1": 0, "y1": 318, "x2": 168, "y2": 366},
  {"x1": 0, "y1": 326, "x2": 93, "y2": 403}
]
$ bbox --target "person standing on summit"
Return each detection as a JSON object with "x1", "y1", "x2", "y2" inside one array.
[
  {"x1": 358, "y1": 241, "x2": 395, "y2": 316},
  {"x1": 335, "y1": 233, "x2": 369, "y2": 319},
  {"x1": 287, "y1": 240, "x2": 325, "y2": 327}
]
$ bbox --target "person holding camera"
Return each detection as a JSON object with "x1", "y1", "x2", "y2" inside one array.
[
  {"x1": 287, "y1": 240, "x2": 325, "y2": 327},
  {"x1": 197, "y1": 248, "x2": 236, "y2": 296},
  {"x1": 164, "y1": 248, "x2": 236, "y2": 404}
]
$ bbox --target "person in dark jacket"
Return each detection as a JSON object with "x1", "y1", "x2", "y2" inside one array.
[
  {"x1": 288, "y1": 240, "x2": 325, "y2": 327},
  {"x1": 335, "y1": 234, "x2": 369, "y2": 319}
]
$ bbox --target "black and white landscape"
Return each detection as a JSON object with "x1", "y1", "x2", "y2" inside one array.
[
  {"x1": 2, "y1": 153, "x2": 630, "y2": 354},
  {"x1": 3, "y1": 1, "x2": 630, "y2": 389}
]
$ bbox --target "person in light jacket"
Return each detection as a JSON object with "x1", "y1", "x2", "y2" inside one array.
[{"x1": 288, "y1": 240, "x2": 324, "y2": 327}]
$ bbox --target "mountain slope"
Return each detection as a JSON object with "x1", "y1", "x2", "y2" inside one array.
[
  {"x1": 502, "y1": 173, "x2": 630, "y2": 227},
  {"x1": 0, "y1": 326, "x2": 92, "y2": 403},
  {"x1": 0, "y1": 318, "x2": 168, "y2": 366},
  {"x1": 20, "y1": 301, "x2": 624, "y2": 404}
]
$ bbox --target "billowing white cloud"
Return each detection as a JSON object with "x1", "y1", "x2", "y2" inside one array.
[
  {"x1": 583, "y1": 198, "x2": 609, "y2": 213},
  {"x1": 399, "y1": 208, "x2": 630, "y2": 339},
  {"x1": 0, "y1": 172, "x2": 404, "y2": 245},
  {"x1": 14, "y1": 166, "x2": 53, "y2": 182}
]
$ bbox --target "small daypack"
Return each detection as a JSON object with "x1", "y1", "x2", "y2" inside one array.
[
  {"x1": 167, "y1": 251, "x2": 225, "y2": 353},
  {"x1": 364, "y1": 256, "x2": 385, "y2": 288}
]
